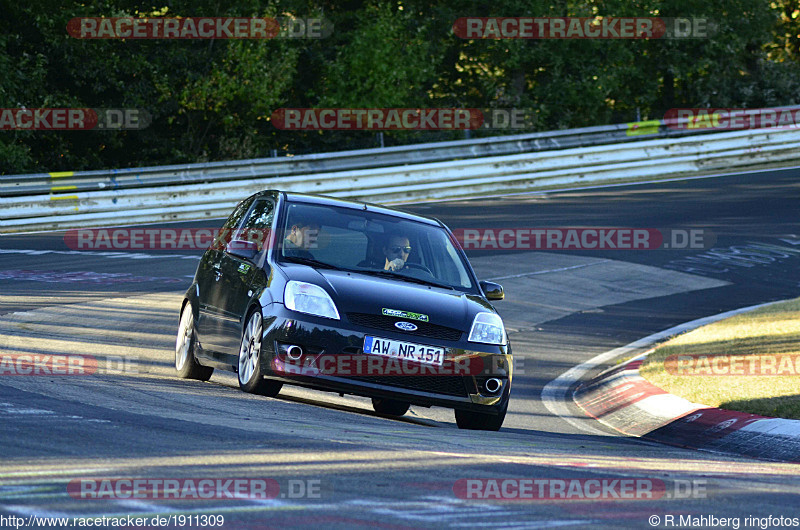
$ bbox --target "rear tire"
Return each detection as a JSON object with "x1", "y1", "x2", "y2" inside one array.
[
  {"x1": 371, "y1": 398, "x2": 410, "y2": 416},
  {"x1": 238, "y1": 309, "x2": 283, "y2": 397},
  {"x1": 175, "y1": 304, "x2": 214, "y2": 381},
  {"x1": 454, "y1": 399, "x2": 508, "y2": 431}
]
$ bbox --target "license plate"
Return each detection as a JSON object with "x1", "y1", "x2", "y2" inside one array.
[{"x1": 363, "y1": 336, "x2": 444, "y2": 366}]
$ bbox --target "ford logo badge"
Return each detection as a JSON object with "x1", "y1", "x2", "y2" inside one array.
[{"x1": 394, "y1": 321, "x2": 418, "y2": 331}]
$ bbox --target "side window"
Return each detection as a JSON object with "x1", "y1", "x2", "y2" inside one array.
[
  {"x1": 237, "y1": 200, "x2": 275, "y2": 251},
  {"x1": 212, "y1": 196, "x2": 256, "y2": 249}
]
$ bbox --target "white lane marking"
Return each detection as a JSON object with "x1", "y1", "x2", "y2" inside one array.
[
  {"x1": 2, "y1": 505, "x2": 72, "y2": 519},
  {"x1": 0, "y1": 403, "x2": 111, "y2": 424},
  {"x1": 541, "y1": 301, "x2": 780, "y2": 435},
  {"x1": 0, "y1": 248, "x2": 200, "y2": 261},
  {"x1": 115, "y1": 499, "x2": 172, "y2": 513},
  {"x1": 3, "y1": 408, "x2": 55, "y2": 415},
  {"x1": 370, "y1": 505, "x2": 500, "y2": 520},
  {"x1": 0, "y1": 401, "x2": 55, "y2": 415},
  {"x1": 486, "y1": 261, "x2": 610, "y2": 281},
  {"x1": 0, "y1": 492, "x2": 69, "y2": 501},
  {"x1": 446, "y1": 511, "x2": 524, "y2": 519},
  {"x1": 345, "y1": 496, "x2": 541, "y2": 526},
  {"x1": 0, "y1": 485, "x2": 52, "y2": 495},
  {"x1": 0, "y1": 468, "x2": 117, "y2": 479},
  {"x1": 14, "y1": 500, "x2": 330, "y2": 521}
]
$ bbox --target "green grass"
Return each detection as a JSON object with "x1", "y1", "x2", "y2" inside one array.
[{"x1": 639, "y1": 298, "x2": 800, "y2": 420}]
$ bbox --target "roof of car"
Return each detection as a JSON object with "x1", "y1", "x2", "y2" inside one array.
[{"x1": 273, "y1": 191, "x2": 441, "y2": 226}]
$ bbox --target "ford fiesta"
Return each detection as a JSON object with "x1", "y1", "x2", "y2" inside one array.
[{"x1": 175, "y1": 190, "x2": 512, "y2": 430}]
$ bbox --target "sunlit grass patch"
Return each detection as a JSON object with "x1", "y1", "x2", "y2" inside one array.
[{"x1": 639, "y1": 299, "x2": 800, "y2": 420}]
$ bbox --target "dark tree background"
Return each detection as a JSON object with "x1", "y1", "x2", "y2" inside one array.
[{"x1": 1, "y1": 0, "x2": 799, "y2": 173}]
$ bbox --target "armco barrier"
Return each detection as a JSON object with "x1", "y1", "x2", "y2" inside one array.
[
  {"x1": 5, "y1": 106, "x2": 799, "y2": 199},
  {"x1": 0, "y1": 120, "x2": 677, "y2": 198},
  {"x1": 2, "y1": 126, "x2": 800, "y2": 232}
]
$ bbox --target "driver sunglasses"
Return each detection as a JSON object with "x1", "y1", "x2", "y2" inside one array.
[{"x1": 390, "y1": 246, "x2": 412, "y2": 254}]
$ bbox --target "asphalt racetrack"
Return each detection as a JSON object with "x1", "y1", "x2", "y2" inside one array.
[{"x1": 1, "y1": 167, "x2": 799, "y2": 528}]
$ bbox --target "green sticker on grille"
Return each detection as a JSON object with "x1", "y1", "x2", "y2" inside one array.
[{"x1": 382, "y1": 308, "x2": 429, "y2": 322}]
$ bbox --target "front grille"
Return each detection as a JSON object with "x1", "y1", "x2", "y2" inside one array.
[
  {"x1": 346, "y1": 375, "x2": 468, "y2": 397},
  {"x1": 347, "y1": 313, "x2": 462, "y2": 341}
]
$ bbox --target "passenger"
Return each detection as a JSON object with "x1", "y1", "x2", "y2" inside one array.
[{"x1": 283, "y1": 218, "x2": 320, "y2": 259}]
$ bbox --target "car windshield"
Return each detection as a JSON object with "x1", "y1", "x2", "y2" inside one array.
[{"x1": 279, "y1": 201, "x2": 477, "y2": 292}]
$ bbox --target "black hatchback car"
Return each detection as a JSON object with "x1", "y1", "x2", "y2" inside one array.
[{"x1": 175, "y1": 191, "x2": 512, "y2": 430}]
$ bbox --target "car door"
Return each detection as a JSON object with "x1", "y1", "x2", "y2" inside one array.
[
  {"x1": 212, "y1": 198, "x2": 276, "y2": 362},
  {"x1": 196, "y1": 195, "x2": 256, "y2": 357}
]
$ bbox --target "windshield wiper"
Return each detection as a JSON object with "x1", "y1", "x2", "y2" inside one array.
[
  {"x1": 283, "y1": 256, "x2": 343, "y2": 270},
  {"x1": 358, "y1": 269, "x2": 454, "y2": 290}
]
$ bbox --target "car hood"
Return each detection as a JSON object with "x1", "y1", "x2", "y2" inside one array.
[{"x1": 283, "y1": 265, "x2": 495, "y2": 330}]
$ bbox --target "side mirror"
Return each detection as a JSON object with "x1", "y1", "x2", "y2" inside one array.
[
  {"x1": 479, "y1": 280, "x2": 504, "y2": 301},
  {"x1": 226, "y1": 240, "x2": 259, "y2": 261}
]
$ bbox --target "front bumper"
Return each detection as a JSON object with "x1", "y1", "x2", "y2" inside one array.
[{"x1": 259, "y1": 305, "x2": 512, "y2": 414}]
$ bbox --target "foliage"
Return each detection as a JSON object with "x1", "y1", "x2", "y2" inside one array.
[{"x1": 1, "y1": 0, "x2": 800, "y2": 173}]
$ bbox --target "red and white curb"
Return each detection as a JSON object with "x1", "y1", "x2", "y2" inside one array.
[
  {"x1": 574, "y1": 354, "x2": 800, "y2": 462},
  {"x1": 542, "y1": 300, "x2": 800, "y2": 463}
]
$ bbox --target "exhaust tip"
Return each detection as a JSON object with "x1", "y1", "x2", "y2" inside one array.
[
  {"x1": 286, "y1": 345, "x2": 303, "y2": 361},
  {"x1": 484, "y1": 378, "x2": 502, "y2": 394}
]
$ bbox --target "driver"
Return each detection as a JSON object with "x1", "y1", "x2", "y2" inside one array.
[{"x1": 382, "y1": 234, "x2": 412, "y2": 272}]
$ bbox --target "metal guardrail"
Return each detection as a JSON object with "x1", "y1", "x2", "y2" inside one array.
[
  {"x1": 3, "y1": 111, "x2": 800, "y2": 232},
  {"x1": 0, "y1": 116, "x2": 749, "y2": 198}
]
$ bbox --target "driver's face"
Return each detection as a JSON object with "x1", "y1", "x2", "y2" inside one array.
[{"x1": 384, "y1": 236, "x2": 411, "y2": 263}]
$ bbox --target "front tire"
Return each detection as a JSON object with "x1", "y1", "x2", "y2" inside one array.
[
  {"x1": 371, "y1": 398, "x2": 410, "y2": 416},
  {"x1": 175, "y1": 303, "x2": 213, "y2": 381},
  {"x1": 238, "y1": 309, "x2": 282, "y2": 397},
  {"x1": 454, "y1": 399, "x2": 508, "y2": 431}
]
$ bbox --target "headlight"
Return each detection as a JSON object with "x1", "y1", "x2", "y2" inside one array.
[
  {"x1": 284, "y1": 281, "x2": 340, "y2": 320},
  {"x1": 468, "y1": 312, "x2": 507, "y2": 345}
]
